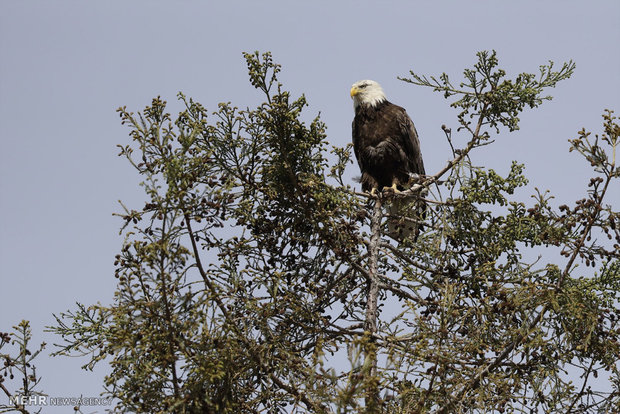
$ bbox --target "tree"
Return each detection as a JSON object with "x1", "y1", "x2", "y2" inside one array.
[{"x1": 49, "y1": 51, "x2": 619, "y2": 413}]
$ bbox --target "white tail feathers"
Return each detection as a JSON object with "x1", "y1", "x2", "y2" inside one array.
[{"x1": 386, "y1": 197, "x2": 425, "y2": 242}]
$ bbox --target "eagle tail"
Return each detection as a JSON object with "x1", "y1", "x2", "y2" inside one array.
[{"x1": 386, "y1": 197, "x2": 425, "y2": 242}]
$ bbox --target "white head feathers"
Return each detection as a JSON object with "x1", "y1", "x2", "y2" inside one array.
[{"x1": 350, "y1": 80, "x2": 387, "y2": 109}]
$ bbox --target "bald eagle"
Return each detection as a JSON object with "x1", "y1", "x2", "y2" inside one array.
[{"x1": 350, "y1": 79, "x2": 426, "y2": 241}]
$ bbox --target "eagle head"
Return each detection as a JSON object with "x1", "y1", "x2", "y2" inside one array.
[{"x1": 350, "y1": 80, "x2": 386, "y2": 109}]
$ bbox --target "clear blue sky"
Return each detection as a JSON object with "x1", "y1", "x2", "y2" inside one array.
[{"x1": 1, "y1": 1, "x2": 619, "y2": 411}]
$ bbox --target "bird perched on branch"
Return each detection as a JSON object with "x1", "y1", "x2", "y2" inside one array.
[{"x1": 350, "y1": 79, "x2": 426, "y2": 241}]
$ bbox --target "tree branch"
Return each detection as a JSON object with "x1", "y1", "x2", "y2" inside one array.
[
  {"x1": 397, "y1": 103, "x2": 488, "y2": 198},
  {"x1": 363, "y1": 197, "x2": 382, "y2": 412}
]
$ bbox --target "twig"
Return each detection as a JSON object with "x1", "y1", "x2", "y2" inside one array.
[
  {"x1": 0, "y1": 382, "x2": 29, "y2": 414},
  {"x1": 566, "y1": 359, "x2": 596, "y2": 413}
]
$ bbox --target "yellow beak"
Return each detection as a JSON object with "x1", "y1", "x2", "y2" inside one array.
[{"x1": 350, "y1": 86, "x2": 359, "y2": 98}]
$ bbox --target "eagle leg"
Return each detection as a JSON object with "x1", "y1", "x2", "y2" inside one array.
[
  {"x1": 369, "y1": 187, "x2": 379, "y2": 197},
  {"x1": 390, "y1": 182, "x2": 401, "y2": 194}
]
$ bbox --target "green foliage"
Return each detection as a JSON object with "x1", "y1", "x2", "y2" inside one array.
[
  {"x1": 48, "y1": 51, "x2": 619, "y2": 413},
  {"x1": 460, "y1": 161, "x2": 528, "y2": 206}
]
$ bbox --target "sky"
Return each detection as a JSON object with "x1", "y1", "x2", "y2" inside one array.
[{"x1": 1, "y1": 1, "x2": 619, "y2": 412}]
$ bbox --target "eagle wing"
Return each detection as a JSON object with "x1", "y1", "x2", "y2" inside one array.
[
  {"x1": 351, "y1": 118, "x2": 362, "y2": 169},
  {"x1": 396, "y1": 107, "x2": 425, "y2": 177},
  {"x1": 389, "y1": 106, "x2": 426, "y2": 242}
]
